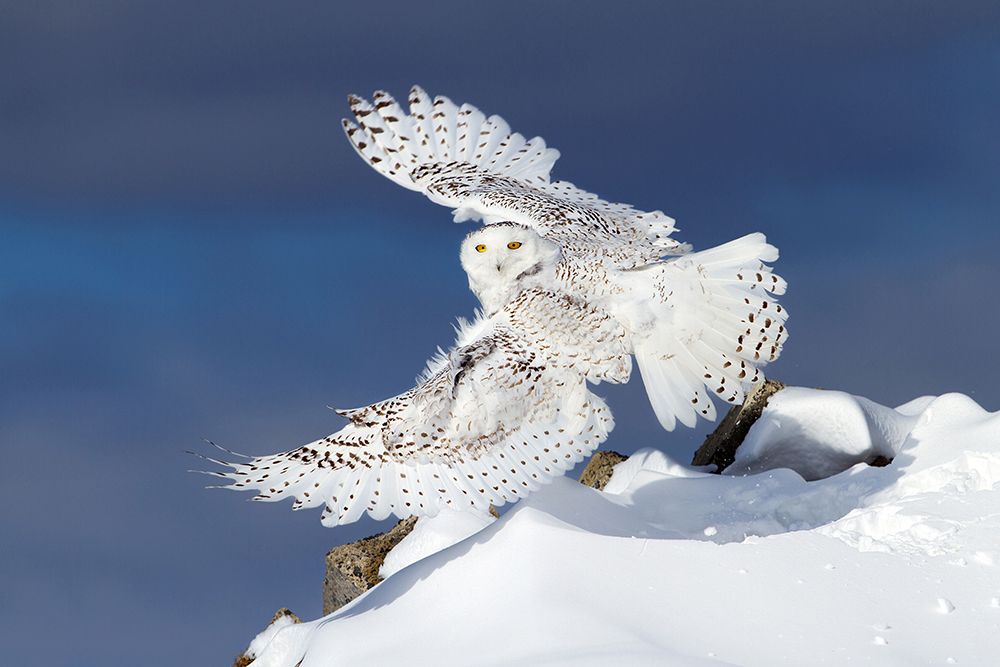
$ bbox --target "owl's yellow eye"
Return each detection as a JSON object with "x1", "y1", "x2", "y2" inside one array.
[
  {"x1": 475, "y1": 244, "x2": 487, "y2": 253},
  {"x1": 507, "y1": 241, "x2": 522, "y2": 250}
]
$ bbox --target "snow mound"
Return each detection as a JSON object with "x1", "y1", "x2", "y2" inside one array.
[
  {"x1": 727, "y1": 387, "x2": 913, "y2": 480},
  {"x1": 244, "y1": 614, "x2": 307, "y2": 665},
  {"x1": 246, "y1": 390, "x2": 1000, "y2": 666},
  {"x1": 380, "y1": 510, "x2": 494, "y2": 579}
]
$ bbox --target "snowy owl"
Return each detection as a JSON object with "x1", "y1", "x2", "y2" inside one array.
[{"x1": 202, "y1": 85, "x2": 788, "y2": 527}]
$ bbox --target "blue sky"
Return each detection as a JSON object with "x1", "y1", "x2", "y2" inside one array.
[{"x1": 2, "y1": 2, "x2": 999, "y2": 665}]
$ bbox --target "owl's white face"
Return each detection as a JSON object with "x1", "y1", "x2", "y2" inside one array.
[{"x1": 460, "y1": 223, "x2": 560, "y2": 314}]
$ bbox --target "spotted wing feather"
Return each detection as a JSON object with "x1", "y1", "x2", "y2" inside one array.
[{"x1": 343, "y1": 85, "x2": 686, "y2": 268}]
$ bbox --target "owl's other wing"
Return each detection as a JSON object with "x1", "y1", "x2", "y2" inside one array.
[
  {"x1": 205, "y1": 290, "x2": 628, "y2": 527},
  {"x1": 629, "y1": 234, "x2": 789, "y2": 431},
  {"x1": 342, "y1": 86, "x2": 689, "y2": 269}
]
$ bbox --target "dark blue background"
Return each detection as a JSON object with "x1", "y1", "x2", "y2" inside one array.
[{"x1": 2, "y1": 2, "x2": 998, "y2": 665}]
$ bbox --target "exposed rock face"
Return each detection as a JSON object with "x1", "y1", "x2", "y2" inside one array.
[
  {"x1": 323, "y1": 516, "x2": 418, "y2": 614},
  {"x1": 692, "y1": 378, "x2": 786, "y2": 472},
  {"x1": 232, "y1": 608, "x2": 300, "y2": 667},
  {"x1": 577, "y1": 450, "x2": 628, "y2": 490}
]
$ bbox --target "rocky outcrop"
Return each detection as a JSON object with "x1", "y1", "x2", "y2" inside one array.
[
  {"x1": 233, "y1": 649, "x2": 253, "y2": 667},
  {"x1": 323, "y1": 516, "x2": 418, "y2": 614},
  {"x1": 577, "y1": 450, "x2": 628, "y2": 490},
  {"x1": 692, "y1": 378, "x2": 785, "y2": 472}
]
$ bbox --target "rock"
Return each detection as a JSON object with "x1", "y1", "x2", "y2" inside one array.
[
  {"x1": 868, "y1": 455, "x2": 893, "y2": 467},
  {"x1": 232, "y1": 608, "x2": 300, "y2": 667},
  {"x1": 323, "y1": 516, "x2": 418, "y2": 614},
  {"x1": 692, "y1": 378, "x2": 785, "y2": 472},
  {"x1": 578, "y1": 450, "x2": 629, "y2": 490}
]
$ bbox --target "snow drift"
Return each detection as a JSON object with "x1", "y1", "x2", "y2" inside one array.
[{"x1": 243, "y1": 388, "x2": 1000, "y2": 666}]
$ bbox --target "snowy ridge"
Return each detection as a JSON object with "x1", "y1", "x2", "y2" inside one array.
[{"x1": 245, "y1": 389, "x2": 1000, "y2": 666}]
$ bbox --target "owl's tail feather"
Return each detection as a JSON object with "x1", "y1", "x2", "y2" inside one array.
[
  {"x1": 342, "y1": 85, "x2": 560, "y2": 192},
  {"x1": 631, "y1": 233, "x2": 788, "y2": 431}
]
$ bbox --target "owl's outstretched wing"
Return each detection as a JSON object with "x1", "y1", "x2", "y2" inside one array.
[
  {"x1": 342, "y1": 85, "x2": 688, "y2": 269},
  {"x1": 204, "y1": 289, "x2": 629, "y2": 527}
]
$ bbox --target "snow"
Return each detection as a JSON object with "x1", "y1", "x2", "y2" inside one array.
[
  {"x1": 245, "y1": 389, "x2": 1000, "y2": 666},
  {"x1": 244, "y1": 614, "x2": 306, "y2": 664},
  {"x1": 380, "y1": 510, "x2": 494, "y2": 579},
  {"x1": 727, "y1": 387, "x2": 912, "y2": 480}
]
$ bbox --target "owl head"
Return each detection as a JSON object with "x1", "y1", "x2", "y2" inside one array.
[{"x1": 460, "y1": 223, "x2": 561, "y2": 315}]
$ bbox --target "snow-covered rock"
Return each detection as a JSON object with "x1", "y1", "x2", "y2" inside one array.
[
  {"x1": 246, "y1": 390, "x2": 1000, "y2": 666},
  {"x1": 237, "y1": 610, "x2": 302, "y2": 667},
  {"x1": 727, "y1": 387, "x2": 915, "y2": 480}
]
